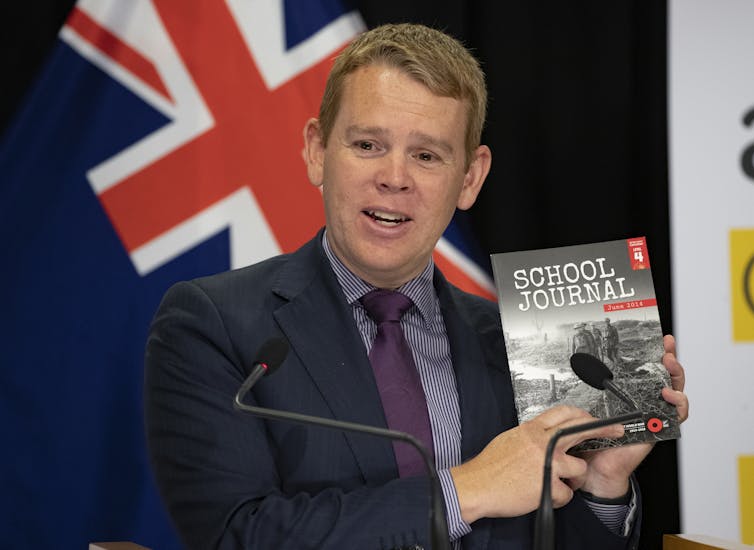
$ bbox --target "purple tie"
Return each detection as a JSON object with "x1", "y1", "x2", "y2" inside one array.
[{"x1": 360, "y1": 289, "x2": 434, "y2": 477}]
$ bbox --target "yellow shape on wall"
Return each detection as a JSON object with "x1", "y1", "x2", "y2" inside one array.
[
  {"x1": 730, "y1": 228, "x2": 754, "y2": 342},
  {"x1": 741, "y1": 455, "x2": 754, "y2": 544}
]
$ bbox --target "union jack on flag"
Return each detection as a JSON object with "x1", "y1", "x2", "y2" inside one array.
[{"x1": 0, "y1": 1, "x2": 494, "y2": 547}]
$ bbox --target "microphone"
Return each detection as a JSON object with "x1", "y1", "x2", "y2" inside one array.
[
  {"x1": 569, "y1": 352, "x2": 639, "y2": 411},
  {"x1": 236, "y1": 337, "x2": 289, "y2": 398},
  {"x1": 532, "y1": 353, "x2": 643, "y2": 550},
  {"x1": 233, "y1": 338, "x2": 451, "y2": 550}
]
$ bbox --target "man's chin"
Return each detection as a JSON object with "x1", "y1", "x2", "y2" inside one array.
[{"x1": 353, "y1": 257, "x2": 424, "y2": 289}]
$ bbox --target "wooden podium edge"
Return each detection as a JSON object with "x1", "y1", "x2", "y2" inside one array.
[{"x1": 664, "y1": 534, "x2": 754, "y2": 550}]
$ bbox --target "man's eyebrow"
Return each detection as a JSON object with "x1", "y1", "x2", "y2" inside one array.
[
  {"x1": 410, "y1": 132, "x2": 455, "y2": 156},
  {"x1": 344, "y1": 125, "x2": 389, "y2": 139}
]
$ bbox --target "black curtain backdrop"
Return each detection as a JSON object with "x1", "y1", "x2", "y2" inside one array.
[{"x1": 2, "y1": 2, "x2": 677, "y2": 549}]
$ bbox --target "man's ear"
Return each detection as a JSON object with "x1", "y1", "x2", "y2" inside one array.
[
  {"x1": 457, "y1": 144, "x2": 492, "y2": 210},
  {"x1": 303, "y1": 118, "x2": 325, "y2": 188}
]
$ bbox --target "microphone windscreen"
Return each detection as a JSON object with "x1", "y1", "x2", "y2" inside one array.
[
  {"x1": 569, "y1": 352, "x2": 613, "y2": 389},
  {"x1": 255, "y1": 337, "x2": 289, "y2": 376}
]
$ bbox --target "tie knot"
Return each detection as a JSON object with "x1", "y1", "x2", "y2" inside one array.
[{"x1": 360, "y1": 289, "x2": 413, "y2": 324}]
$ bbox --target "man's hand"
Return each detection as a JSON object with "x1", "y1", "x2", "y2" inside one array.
[
  {"x1": 568, "y1": 334, "x2": 690, "y2": 498},
  {"x1": 452, "y1": 335, "x2": 689, "y2": 524},
  {"x1": 450, "y1": 405, "x2": 624, "y2": 524}
]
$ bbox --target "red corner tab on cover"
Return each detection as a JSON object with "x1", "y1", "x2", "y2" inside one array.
[{"x1": 627, "y1": 237, "x2": 650, "y2": 270}]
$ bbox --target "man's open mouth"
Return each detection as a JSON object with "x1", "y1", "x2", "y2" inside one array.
[{"x1": 364, "y1": 210, "x2": 411, "y2": 224}]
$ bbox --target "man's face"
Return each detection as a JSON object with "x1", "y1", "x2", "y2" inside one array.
[{"x1": 303, "y1": 64, "x2": 490, "y2": 288}]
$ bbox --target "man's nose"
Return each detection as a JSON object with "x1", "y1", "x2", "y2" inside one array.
[{"x1": 375, "y1": 152, "x2": 413, "y2": 192}]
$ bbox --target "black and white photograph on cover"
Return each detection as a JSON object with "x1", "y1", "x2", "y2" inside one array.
[{"x1": 491, "y1": 237, "x2": 681, "y2": 451}]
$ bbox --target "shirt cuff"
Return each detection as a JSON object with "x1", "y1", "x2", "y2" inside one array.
[
  {"x1": 438, "y1": 468, "x2": 472, "y2": 541},
  {"x1": 580, "y1": 478, "x2": 638, "y2": 537}
]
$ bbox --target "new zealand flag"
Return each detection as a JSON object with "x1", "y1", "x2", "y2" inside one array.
[{"x1": 0, "y1": 1, "x2": 494, "y2": 547}]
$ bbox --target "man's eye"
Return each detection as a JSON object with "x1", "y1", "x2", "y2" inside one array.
[
  {"x1": 417, "y1": 152, "x2": 435, "y2": 162},
  {"x1": 358, "y1": 141, "x2": 373, "y2": 151}
]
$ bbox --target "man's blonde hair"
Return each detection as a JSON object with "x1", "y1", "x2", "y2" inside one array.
[{"x1": 318, "y1": 23, "x2": 487, "y2": 167}]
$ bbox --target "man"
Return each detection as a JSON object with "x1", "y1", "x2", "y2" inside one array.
[
  {"x1": 571, "y1": 322, "x2": 598, "y2": 358},
  {"x1": 590, "y1": 323, "x2": 604, "y2": 361},
  {"x1": 145, "y1": 24, "x2": 688, "y2": 549},
  {"x1": 604, "y1": 317, "x2": 621, "y2": 365}
]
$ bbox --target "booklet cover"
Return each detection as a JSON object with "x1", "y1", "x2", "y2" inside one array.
[{"x1": 491, "y1": 237, "x2": 680, "y2": 450}]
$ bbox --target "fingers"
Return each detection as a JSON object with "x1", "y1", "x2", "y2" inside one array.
[
  {"x1": 554, "y1": 453, "x2": 588, "y2": 483},
  {"x1": 550, "y1": 479, "x2": 575, "y2": 509},
  {"x1": 663, "y1": 333, "x2": 677, "y2": 356},
  {"x1": 533, "y1": 404, "x2": 593, "y2": 430},
  {"x1": 454, "y1": 405, "x2": 630, "y2": 521},
  {"x1": 533, "y1": 406, "x2": 624, "y2": 451},
  {"x1": 662, "y1": 386, "x2": 689, "y2": 423},
  {"x1": 550, "y1": 454, "x2": 588, "y2": 507},
  {"x1": 663, "y1": 335, "x2": 685, "y2": 392},
  {"x1": 662, "y1": 333, "x2": 688, "y2": 423}
]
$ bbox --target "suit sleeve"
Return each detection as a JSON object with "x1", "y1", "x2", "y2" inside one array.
[{"x1": 144, "y1": 280, "x2": 435, "y2": 550}]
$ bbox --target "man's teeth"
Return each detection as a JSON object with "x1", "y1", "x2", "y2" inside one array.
[{"x1": 366, "y1": 210, "x2": 408, "y2": 224}]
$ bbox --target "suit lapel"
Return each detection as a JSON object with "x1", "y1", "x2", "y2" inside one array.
[
  {"x1": 436, "y1": 273, "x2": 505, "y2": 463},
  {"x1": 271, "y1": 235, "x2": 398, "y2": 484}
]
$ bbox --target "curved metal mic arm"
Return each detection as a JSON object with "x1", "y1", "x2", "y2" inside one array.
[
  {"x1": 234, "y1": 388, "x2": 451, "y2": 550},
  {"x1": 532, "y1": 410, "x2": 644, "y2": 550}
]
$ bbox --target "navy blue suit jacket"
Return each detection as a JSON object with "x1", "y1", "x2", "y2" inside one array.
[{"x1": 145, "y1": 232, "x2": 640, "y2": 549}]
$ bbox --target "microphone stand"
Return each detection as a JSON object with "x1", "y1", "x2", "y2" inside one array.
[
  {"x1": 532, "y1": 410, "x2": 644, "y2": 550},
  {"x1": 234, "y1": 390, "x2": 451, "y2": 550}
]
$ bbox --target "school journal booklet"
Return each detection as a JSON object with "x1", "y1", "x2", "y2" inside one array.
[{"x1": 490, "y1": 237, "x2": 680, "y2": 450}]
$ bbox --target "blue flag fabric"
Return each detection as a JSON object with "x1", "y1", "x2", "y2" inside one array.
[{"x1": 1, "y1": 26, "x2": 228, "y2": 550}]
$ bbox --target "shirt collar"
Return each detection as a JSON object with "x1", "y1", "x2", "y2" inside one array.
[{"x1": 322, "y1": 230, "x2": 437, "y2": 326}]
